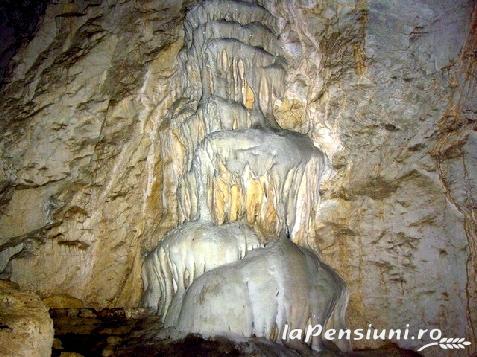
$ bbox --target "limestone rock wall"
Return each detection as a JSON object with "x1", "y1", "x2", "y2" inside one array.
[
  {"x1": 0, "y1": 0, "x2": 187, "y2": 307},
  {"x1": 0, "y1": 0, "x2": 476, "y2": 355},
  {"x1": 293, "y1": 2, "x2": 477, "y2": 354}
]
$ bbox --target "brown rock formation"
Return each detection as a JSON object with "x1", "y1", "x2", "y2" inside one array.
[
  {"x1": 0, "y1": 280, "x2": 54, "y2": 357},
  {"x1": 0, "y1": 0, "x2": 475, "y2": 355}
]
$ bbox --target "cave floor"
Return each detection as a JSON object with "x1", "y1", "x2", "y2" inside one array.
[{"x1": 50, "y1": 308, "x2": 421, "y2": 357}]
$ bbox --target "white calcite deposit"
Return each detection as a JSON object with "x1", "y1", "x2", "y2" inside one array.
[
  {"x1": 142, "y1": 0, "x2": 349, "y2": 352},
  {"x1": 179, "y1": 128, "x2": 326, "y2": 242},
  {"x1": 142, "y1": 221, "x2": 261, "y2": 325},
  {"x1": 176, "y1": 237, "x2": 350, "y2": 352}
]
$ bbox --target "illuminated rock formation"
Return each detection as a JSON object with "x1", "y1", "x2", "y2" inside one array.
[
  {"x1": 176, "y1": 237, "x2": 349, "y2": 352},
  {"x1": 179, "y1": 128, "x2": 326, "y2": 242},
  {"x1": 142, "y1": 221, "x2": 261, "y2": 325},
  {"x1": 142, "y1": 0, "x2": 349, "y2": 352}
]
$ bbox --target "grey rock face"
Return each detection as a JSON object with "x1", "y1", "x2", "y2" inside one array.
[
  {"x1": 0, "y1": 1, "x2": 48, "y2": 84},
  {"x1": 0, "y1": 0, "x2": 475, "y2": 356}
]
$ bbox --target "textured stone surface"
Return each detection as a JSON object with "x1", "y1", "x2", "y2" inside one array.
[
  {"x1": 0, "y1": 0, "x2": 476, "y2": 356},
  {"x1": 176, "y1": 237, "x2": 349, "y2": 352},
  {"x1": 142, "y1": 1, "x2": 347, "y2": 351},
  {"x1": 0, "y1": 0, "x2": 48, "y2": 84},
  {"x1": 179, "y1": 128, "x2": 326, "y2": 242},
  {"x1": 142, "y1": 220, "x2": 261, "y2": 324},
  {"x1": 0, "y1": 280, "x2": 54, "y2": 357},
  {"x1": 0, "y1": 0, "x2": 187, "y2": 307}
]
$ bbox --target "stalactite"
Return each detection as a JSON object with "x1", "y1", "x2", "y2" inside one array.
[
  {"x1": 142, "y1": 221, "x2": 261, "y2": 325},
  {"x1": 176, "y1": 237, "x2": 350, "y2": 352},
  {"x1": 142, "y1": 0, "x2": 349, "y2": 352}
]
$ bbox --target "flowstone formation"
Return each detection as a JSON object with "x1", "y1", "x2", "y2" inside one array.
[
  {"x1": 1, "y1": 0, "x2": 473, "y2": 355},
  {"x1": 176, "y1": 237, "x2": 349, "y2": 352},
  {"x1": 142, "y1": 221, "x2": 261, "y2": 325},
  {"x1": 179, "y1": 128, "x2": 325, "y2": 241},
  {"x1": 143, "y1": 0, "x2": 349, "y2": 352}
]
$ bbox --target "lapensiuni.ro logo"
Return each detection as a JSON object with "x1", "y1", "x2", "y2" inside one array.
[{"x1": 281, "y1": 324, "x2": 472, "y2": 352}]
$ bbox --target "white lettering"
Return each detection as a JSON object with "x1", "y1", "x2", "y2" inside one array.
[
  {"x1": 324, "y1": 328, "x2": 336, "y2": 340},
  {"x1": 304, "y1": 324, "x2": 322, "y2": 343},
  {"x1": 289, "y1": 328, "x2": 302, "y2": 340}
]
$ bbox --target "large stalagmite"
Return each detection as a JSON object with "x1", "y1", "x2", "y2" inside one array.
[
  {"x1": 1, "y1": 0, "x2": 474, "y2": 355},
  {"x1": 142, "y1": 0, "x2": 349, "y2": 352},
  {"x1": 176, "y1": 237, "x2": 349, "y2": 352}
]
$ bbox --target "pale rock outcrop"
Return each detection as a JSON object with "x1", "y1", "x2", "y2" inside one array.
[{"x1": 0, "y1": 281, "x2": 54, "y2": 357}]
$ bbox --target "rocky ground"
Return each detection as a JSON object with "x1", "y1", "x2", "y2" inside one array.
[{"x1": 49, "y1": 307, "x2": 420, "y2": 357}]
